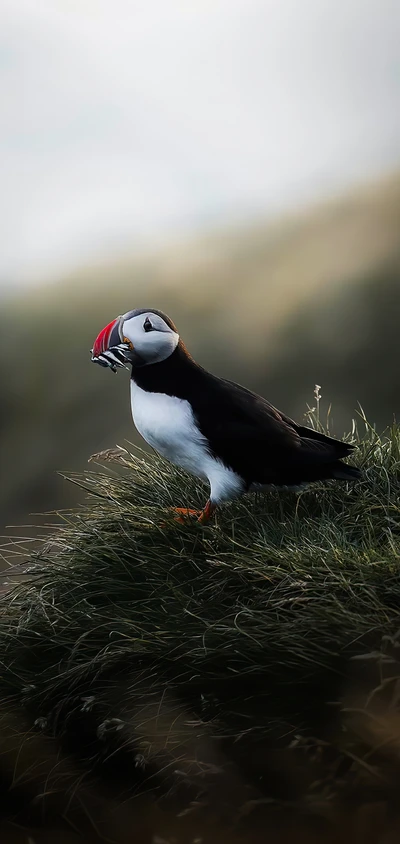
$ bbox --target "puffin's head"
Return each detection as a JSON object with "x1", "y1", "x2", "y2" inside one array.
[{"x1": 91, "y1": 308, "x2": 180, "y2": 372}]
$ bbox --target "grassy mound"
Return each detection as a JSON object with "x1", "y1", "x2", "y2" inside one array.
[{"x1": 1, "y1": 419, "x2": 400, "y2": 840}]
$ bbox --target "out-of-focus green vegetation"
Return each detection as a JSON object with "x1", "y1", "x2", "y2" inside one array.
[{"x1": 1, "y1": 171, "x2": 400, "y2": 528}]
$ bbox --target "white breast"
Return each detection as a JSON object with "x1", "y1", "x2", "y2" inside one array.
[{"x1": 130, "y1": 382, "x2": 244, "y2": 504}]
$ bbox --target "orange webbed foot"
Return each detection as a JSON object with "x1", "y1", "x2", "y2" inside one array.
[{"x1": 171, "y1": 507, "x2": 203, "y2": 524}]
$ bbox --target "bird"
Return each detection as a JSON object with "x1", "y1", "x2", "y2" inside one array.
[{"x1": 91, "y1": 308, "x2": 361, "y2": 524}]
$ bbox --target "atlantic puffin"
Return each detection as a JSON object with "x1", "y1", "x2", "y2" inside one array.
[{"x1": 91, "y1": 308, "x2": 360, "y2": 523}]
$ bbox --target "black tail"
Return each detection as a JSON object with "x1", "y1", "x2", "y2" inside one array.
[
  {"x1": 296, "y1": 425, "x2": 356, "y2": 458},
  {"x1": 332, "y1": 463, "x2": 362, "y2": 481}
]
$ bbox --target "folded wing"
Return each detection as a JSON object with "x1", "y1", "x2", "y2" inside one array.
[{"x1": 197, "y1": 376, "x2": 358, "y2": 486}]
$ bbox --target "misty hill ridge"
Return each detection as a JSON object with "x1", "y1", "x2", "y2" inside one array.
[{"x1": 23, "y1": 168, "x2": 400, "y2": 349}]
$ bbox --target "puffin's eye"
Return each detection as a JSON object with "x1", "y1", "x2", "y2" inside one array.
[{"x1": 143, "y1": 317, "x2": 154, "y2": 332}]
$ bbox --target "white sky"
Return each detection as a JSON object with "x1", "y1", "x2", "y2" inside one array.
[{"x1": 1, "y1": 0, "x2": 400, "y2": 289}]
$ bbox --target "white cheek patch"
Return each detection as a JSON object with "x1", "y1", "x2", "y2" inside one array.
[
  {"x1": 122, "y1": 315, "x2": 179, "y2": 364},
  {"x1": 142, "y1": 330, "x2": 179, "y2": 364}
]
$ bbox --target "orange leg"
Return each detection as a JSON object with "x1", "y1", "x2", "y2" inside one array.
[
  {"x1": 197, "y1": 499, "x2": 217, "y2": 524},
  {"x1": 170, "y1": 501, "x2": 216, "y2": 525}
]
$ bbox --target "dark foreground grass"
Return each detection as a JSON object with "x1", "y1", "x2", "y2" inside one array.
[{"x1": 1, "y1": 419, "x2": 400, "y2": 842}]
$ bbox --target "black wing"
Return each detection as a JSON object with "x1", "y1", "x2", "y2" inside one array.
[{"x1": 193, "y1": 375, "x2": 354, "y2": 486}]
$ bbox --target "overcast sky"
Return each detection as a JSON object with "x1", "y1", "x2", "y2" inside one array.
[{"x1": 1, "y1": 0, "x2": 400, "y2": 289}]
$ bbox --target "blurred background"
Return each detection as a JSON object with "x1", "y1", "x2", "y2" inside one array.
[{"x1": 1, "y1": 0, "x2": 400, "y2": 530}]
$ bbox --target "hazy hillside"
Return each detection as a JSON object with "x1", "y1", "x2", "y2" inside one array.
[{"x1": 1, "y1": 170, "x2": 400, "y2": 528}]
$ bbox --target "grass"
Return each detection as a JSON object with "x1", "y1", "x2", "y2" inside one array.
[{"x1": 1, "y1": 416, "x2": 400, "y2": 839}]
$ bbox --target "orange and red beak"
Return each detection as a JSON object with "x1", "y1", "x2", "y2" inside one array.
[
  {"x1": 91, "y1": 316, "x2": 131, "y2": 372},
  {"x1": 92, "y1": 317, "x2": 122, "y2": 359}
]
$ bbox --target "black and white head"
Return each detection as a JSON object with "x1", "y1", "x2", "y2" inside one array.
[{"x1": 91, "y1": 309, "x2": 180, "y2": 372}]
